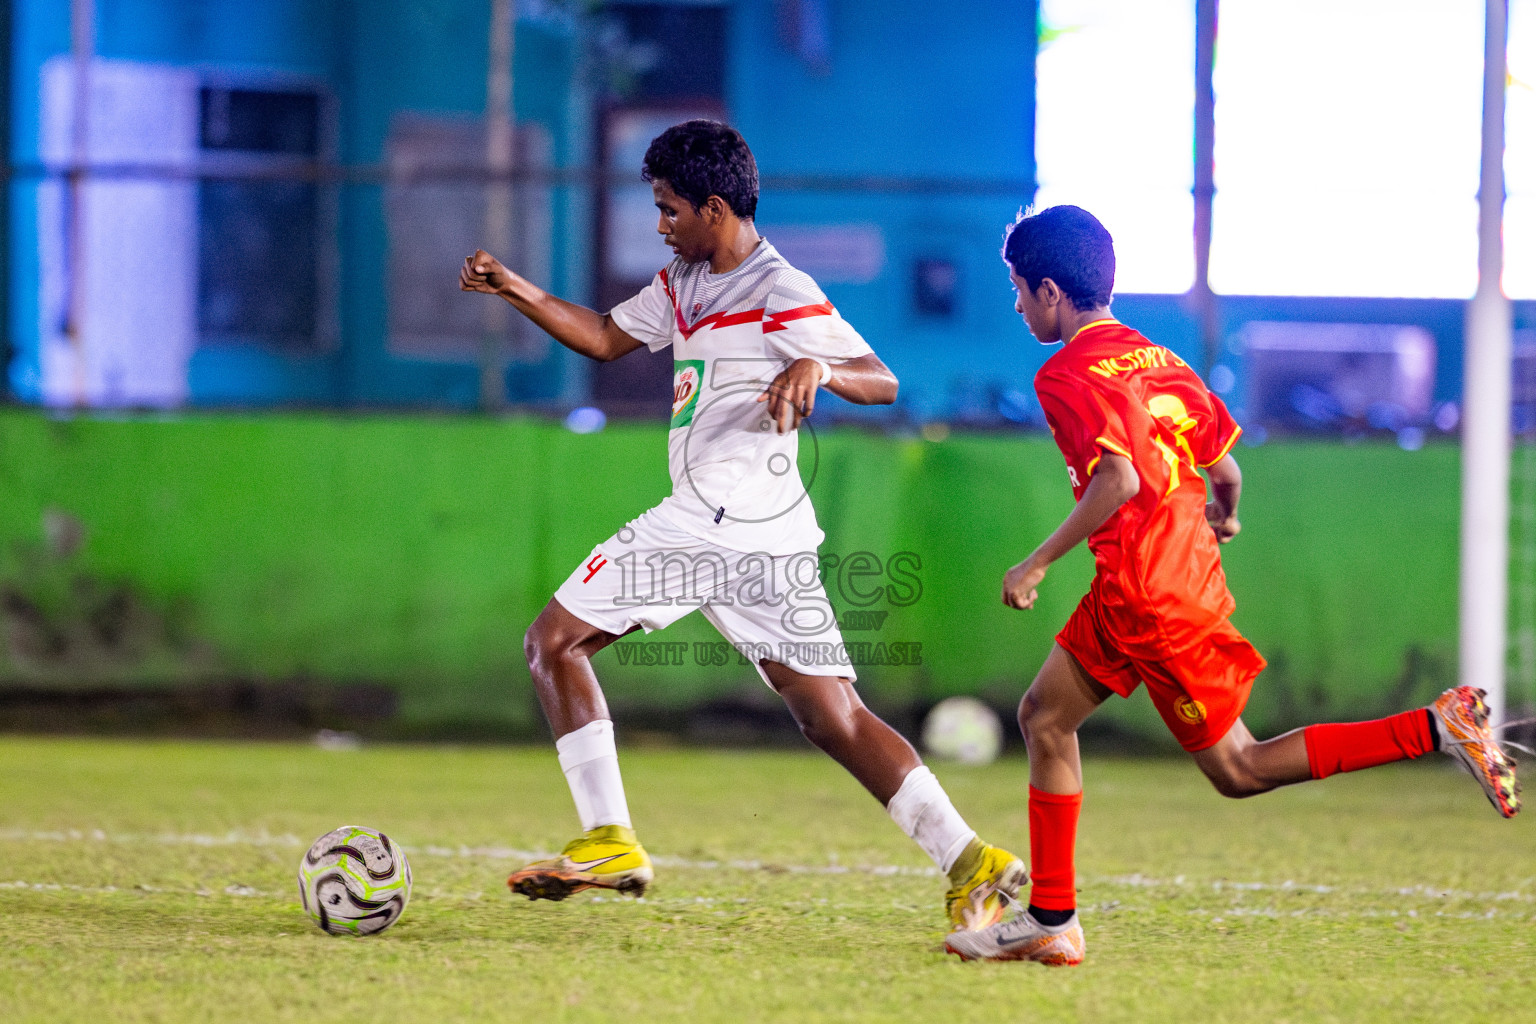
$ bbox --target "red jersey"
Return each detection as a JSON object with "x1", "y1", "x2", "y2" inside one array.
[{"x1": 1035, "y1": 319, "x2": 1243, "y2": 659}]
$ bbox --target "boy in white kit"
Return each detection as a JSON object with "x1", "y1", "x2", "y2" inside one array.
[{"x1": 460, "y1": 120, "x2": 1021, "y2": 934}]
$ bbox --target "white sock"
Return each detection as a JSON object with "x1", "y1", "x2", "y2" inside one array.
[
  {"x1": 886, "y1": 765, "x2": 978, "y2": 873},
  {"x1": 555, "y1": 719, "x2": 632, "y2": 831}
]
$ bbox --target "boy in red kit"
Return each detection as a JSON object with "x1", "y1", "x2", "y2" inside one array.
[{"x1": 945, "y1": 205, "x2": 1522, "y2": 967}]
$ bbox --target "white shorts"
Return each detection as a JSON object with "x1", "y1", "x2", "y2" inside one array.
[{"x1": 553, "y1": 509, "x2": 856, "y2": 685}]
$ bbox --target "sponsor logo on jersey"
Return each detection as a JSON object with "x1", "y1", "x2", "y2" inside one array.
[
  {"x1": 583, "y1": 554, "x2": 607, "y2": 583},
  {"x1": 1174, "y1": 696, "x2": 1207, "y2": 725},
  {"x1": 671, "y1": 359, "x2": 705, "y2": 428}
]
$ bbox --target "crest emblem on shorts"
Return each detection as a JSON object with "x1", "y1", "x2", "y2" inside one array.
[
  {"x1": 671, "y1": 360, "x2": 705, "y2": 429},
  {"x1": 1174, "y1": 696, "x2": 1207, "y2": 725}
]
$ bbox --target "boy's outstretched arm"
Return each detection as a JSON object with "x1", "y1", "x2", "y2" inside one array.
[
  {"x1": 460, "y1": 249, "x2": 643, "y2": 363},
  {"x1": 1002, "y1": 453, "x2": 1140, "y2": 610},
  {"x1": 1204, "y1": 453, "x2": 1242, "y2": 544}
]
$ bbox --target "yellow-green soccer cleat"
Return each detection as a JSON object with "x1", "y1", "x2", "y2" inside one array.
[
  {"x1": 945, "y1": 909, "x2": 1086, "y2": 966},
  {"x1": 506, "y1": 825, "x2": 655, "y2": 900},
  {"x1": 1431, "y1": 686, "x2": 1521, "y2": 819},
  {"x1": 944, "y1": 840, "x2": 1028, "y2": 931}
]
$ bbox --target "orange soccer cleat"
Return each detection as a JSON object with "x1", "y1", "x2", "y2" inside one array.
[{"x1": 1431, "y1": 686, "x2": 1521, "y2": 819}]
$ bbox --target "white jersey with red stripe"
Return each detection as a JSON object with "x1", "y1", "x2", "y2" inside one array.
[{"x1": 608, "y1": 238, "x2": 873, "y2": 554}]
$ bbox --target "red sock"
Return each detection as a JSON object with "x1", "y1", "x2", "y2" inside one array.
[
  {"x1": 1028, "y1": 786, "x2": 1082, "y2": 912},
  {"x1": 1303, "y1": 709, "x2": 1436, "y2": 779}
]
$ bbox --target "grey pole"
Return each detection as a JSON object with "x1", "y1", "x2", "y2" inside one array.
[
  {"x1": 66, "y1": 0, "x2": 95, "y2": 407},
  {"x1": 481, "y1": 0, "x2": 515, "y2": 412},
  {"x1": 1192, "y1": 0, "x2": 1219, "y2": 375}
]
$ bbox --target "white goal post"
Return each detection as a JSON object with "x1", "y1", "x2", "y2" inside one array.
[{"x1": 1460, "y1": 0, "x2": 1514, "y2": 726}]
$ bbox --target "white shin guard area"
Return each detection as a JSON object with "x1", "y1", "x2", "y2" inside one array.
[
  {"x1": 884, "y1": 765, "x2": 977, "y2": 873},
  {"x1": 555, "y1": 719, "x2": 632, "y2": 831}
]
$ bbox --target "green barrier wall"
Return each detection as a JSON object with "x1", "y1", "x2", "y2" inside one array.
[{"x1": 0, "y1": 411, "x2": 1464, "y2": 741}]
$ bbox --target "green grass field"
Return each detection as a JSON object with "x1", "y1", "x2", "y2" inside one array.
[{"x1": 0, "y1": 737, "x2": 1531, "y2": 1022}]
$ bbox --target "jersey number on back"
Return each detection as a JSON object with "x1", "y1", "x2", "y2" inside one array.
[{"x1": 1146, "y1": 394, "x2": 1199, "y2": 495}]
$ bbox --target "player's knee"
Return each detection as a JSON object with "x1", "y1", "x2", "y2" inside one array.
[
  {"x1": 1016, "y1": 692, "x2": 1039, "y2": 737},
  {"x1": 523, "y1": 613, "x2": 573, "y2": 674},
  {"x1": 1017, "y1": 694, "x2": 1071, "y2": 751},
  {"x1": 522, "y1": 621, "x2": 543, "y2": 662},
  {"x1": 790, "y1": 700, "x2": 858, "y2": 753},
  {"x1": 1209, "y1": 775, "x2": 1261, "y2": 799},
  {"x1": 1203, "y1": 758, "x2": 1267, "y2": 799},
  {"x1": 802, "y1": 708, "x2": 857, "y2": 752}
]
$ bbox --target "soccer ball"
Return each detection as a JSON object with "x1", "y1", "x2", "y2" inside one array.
[
  {"x1": 922, "y1": 696, "x2": 1004, "y2": 766},
  {"x1": 297, "y1": 825, "x2": 412, "y2": 936}
]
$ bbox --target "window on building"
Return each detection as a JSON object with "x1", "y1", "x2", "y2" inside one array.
[
  {"x1": 197, "y1": 84, "x2": 335, "y2": 351},
  {"x1": 1034, "y1": 0, "x2": 1195, "y2": 294}
]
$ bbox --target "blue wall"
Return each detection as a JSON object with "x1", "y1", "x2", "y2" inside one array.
[
  {"x1": 6, "y1": 0, "x2": 587, "y2": 410},
  {"x1": 5, "y1": 0, "x2": 1041, "y2": 415},
  {"x1": 728, "y1": 0, "x2": 1039, "y2": 421},
  {"x1": 7, "y1": 1, "x2": 1530, "y2": 418}
]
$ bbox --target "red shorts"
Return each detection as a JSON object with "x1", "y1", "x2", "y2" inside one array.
[{"x1": 1057, "y1": 589, "x2": 1267, "y2": 752}]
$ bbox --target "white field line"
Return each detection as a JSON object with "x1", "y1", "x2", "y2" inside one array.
[
  {"x1": 0, "y1": 828, "x2": 1532, "y2": 907},
  {"x1": 0, "y1": 880, "x2": 269, "y2": 897},
  {"x1": 0, "y1": 827, "x2": 940, "y2": 878}
]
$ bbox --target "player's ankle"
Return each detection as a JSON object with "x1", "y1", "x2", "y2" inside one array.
[
  {"x1": 945, "y1": 836, "x2": 988, "y2": 886},
  {"x1": 1028, "y1": 905, "x2": 1075, "y2": 927},
  {"x1": 584, "y1": 823, "x2": 637, "y2": 843}
]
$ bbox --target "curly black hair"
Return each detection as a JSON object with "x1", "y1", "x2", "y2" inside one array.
[
  {"x1": 1002, "y1": 205, "x2": 1115, "y2": 311},
  {"x1": 642, "y1": 120, "x2": 759, "y2": 220}
]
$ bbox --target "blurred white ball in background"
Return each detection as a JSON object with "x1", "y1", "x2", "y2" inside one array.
[{"x1": 921, "y1": 696, "x2": 1004, "y2": 766}]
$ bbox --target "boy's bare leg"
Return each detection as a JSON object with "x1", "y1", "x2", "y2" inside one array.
[
  {"x1": 1192, "y1": 689, "x2": 1517, "y2": 817},
  {"x1": 1189, "y1": 719, "x2": 1312, "y2": 797},
  {"x1": 764, "y1": 660, "x2": 1025, "y2": 926},
  {"x1": 763, "y1": 661, "x2": 920, "y2": 804},
  {"x1": 1018, "y1": 644, "x2": 1112, "y2": 793},
  {"x1": 507, "y1": 600, "x2": 653, "y2": 900},
  {"x1": 1014, "y1": 644, "x2": 1110, "y2": 930},
  {"x1": 523, "y1": 599, "x2": 635, "y2": 737}
]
